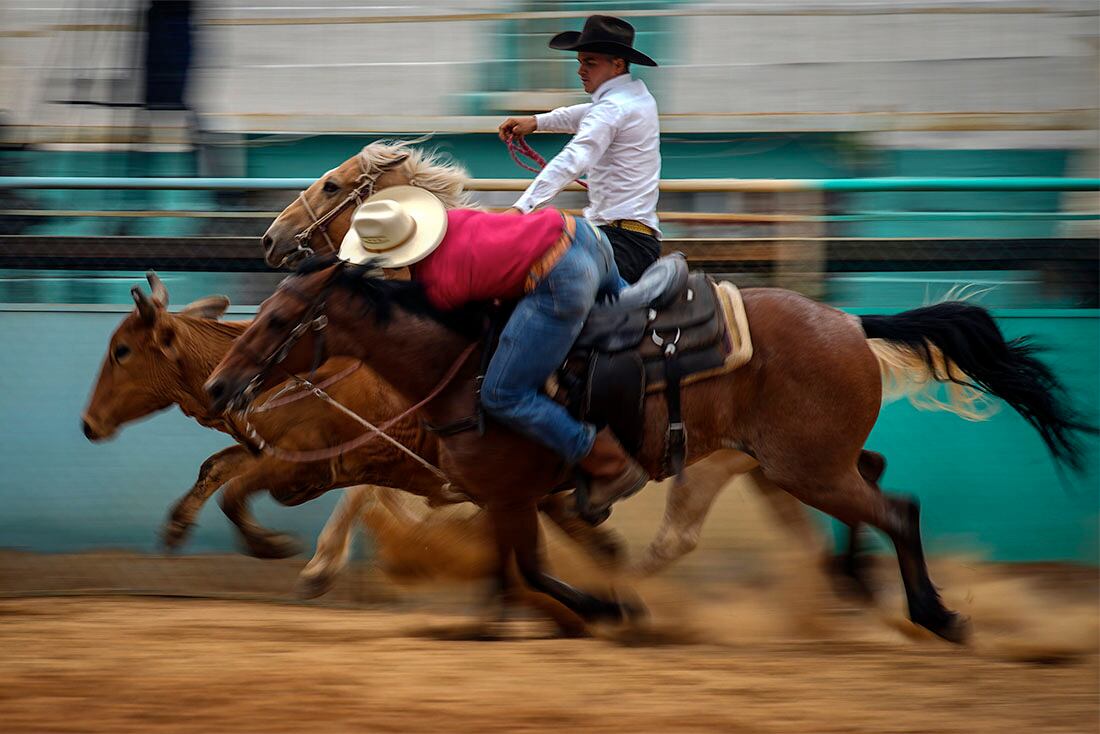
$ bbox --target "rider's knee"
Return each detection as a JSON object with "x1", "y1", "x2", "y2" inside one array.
[{"x1": 480, "y1": 381, "x2": 523, "y2": 421}]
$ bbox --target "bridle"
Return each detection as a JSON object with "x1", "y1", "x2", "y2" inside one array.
[
  {"x1": 228, "y1": 265, "x2": 477, "y2": 495},
  {"x1": 277, "y1": 151, "x2": 400, "y2": 268},
  {"x1": 235, "y1": 269, "x2": 343, "y2": 405}
]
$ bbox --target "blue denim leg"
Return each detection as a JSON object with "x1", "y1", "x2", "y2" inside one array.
[{"x1": 481, "y1": 219, "x2": 622, "y2": 464}]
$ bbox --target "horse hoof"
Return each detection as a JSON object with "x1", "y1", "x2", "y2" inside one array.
[
  {"x1": 931, "y1": 612, "x2": 971, "y2": 645},
  {"x1": 294, "y1": 571, "x2": 335, "y2": 599},
  {"x1": 160, "y1": 519, "x2": 193, "y2": 552},
  {"x1": 244, "y1": 532, "x2": 303, "y2": 560}
]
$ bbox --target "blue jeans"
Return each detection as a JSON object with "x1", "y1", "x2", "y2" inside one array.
[{"x1": 481, "y1": 218, "x2": 624, "y2": 464}]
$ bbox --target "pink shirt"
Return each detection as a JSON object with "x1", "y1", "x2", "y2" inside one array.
[{"x1": 412, "y1": 208, "x2": 569, "y2": 311}]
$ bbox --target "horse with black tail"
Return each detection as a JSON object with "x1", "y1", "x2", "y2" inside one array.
[
  {"x1": 204, "y1": 255, "x2": 1094, "y2": 644},
  {"x1": 864, "y1": 302, "x2": 1092, "y2": 472}
]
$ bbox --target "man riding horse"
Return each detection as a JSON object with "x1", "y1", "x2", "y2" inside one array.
[
  {"x1": 498, "y1": 15, "x2": 662, "y2": 284},
  {"x1": 336, "y1": 186, "x2": 648, "y2": 520}
]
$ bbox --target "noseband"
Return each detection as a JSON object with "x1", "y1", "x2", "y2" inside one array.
[{"x1": 279, "y1": 152, "x2": 395, "y2": 267}]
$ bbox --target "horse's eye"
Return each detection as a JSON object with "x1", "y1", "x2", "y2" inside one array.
[
  {"x1": 113, "y1": 344, "x2": 131, "y2": 362},
  {"x1": 322, "y1": 180, "x2": 340, "y2": 194},
  {"x1": 268, "y1": 314, "x2": 287, "y2": 330}
]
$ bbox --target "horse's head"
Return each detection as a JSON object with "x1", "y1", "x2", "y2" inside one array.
[
  {"x1": 205, "y1": 258, "x2": 350, "y2": 413},
  {"x1": 262, "y1": 140, "x2": 473, "y2": 269},
  {"x1": 206, "y1": 253, "x2": 483, "y2": 415},
  {"x1": 82, "y1": 272, "x2": 230, "y2": 441}
]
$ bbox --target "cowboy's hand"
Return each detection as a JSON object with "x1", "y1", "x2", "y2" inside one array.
[
  {"x1": 498, "y1": 116, "x2": 537, "y2": 142},
  {"x1": 501, "y1": 207, "x2": 523, "y2": 215}
]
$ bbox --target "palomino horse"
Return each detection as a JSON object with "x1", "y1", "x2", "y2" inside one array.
[
  {"x1": 205, "y1": 256, "x2": 1091, "y2": 643},
  {"x1": 81, "y1": 274, "x2": 620, "y2": 627},
  {"x1": 265, "y1": 141, "x2": 890, "y2": 588}
]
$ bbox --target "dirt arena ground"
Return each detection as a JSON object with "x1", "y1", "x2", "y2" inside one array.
[{"x1": 2, "y1": 481, "x2": 1097, "y2": 733}]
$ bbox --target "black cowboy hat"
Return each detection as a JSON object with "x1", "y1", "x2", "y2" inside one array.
[{"x1": 549, "y1": 15, "x2": 658, "y2": 68}]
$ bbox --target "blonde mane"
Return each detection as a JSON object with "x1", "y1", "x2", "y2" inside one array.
[{"x1": 359, "y1": 138, "x2": 477, "y2": 210}]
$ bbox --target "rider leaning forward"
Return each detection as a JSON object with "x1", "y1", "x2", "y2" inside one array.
[{"x1": 338, "y1": 184, "x2": 647, "y2": 520}]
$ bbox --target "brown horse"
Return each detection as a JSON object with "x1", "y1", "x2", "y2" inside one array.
[
  {"x1": 205, "y1": 256, "x2": 1091, "y2": 643},
  {"x1": 265, "y1": 141, "x2": 892, "y2": 587},
  {"x1": 81, "y1": 274, "x2": 619, "y2": 624}
]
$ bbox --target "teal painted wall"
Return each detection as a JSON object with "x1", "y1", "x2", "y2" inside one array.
[
  {"x1": 1, "y1": 303, "x2": 1095, "y2": 562},
  {"x1": 0, "y1": 306, "x2": 344, "y2": 555}
]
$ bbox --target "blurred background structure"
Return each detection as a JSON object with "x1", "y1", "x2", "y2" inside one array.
[{"x1": 0, "y1": 1, "x2": 1097, "y2": 591}]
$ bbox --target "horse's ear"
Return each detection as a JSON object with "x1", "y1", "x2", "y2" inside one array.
[
  {"x1": 131, "y1": 286, "x2": 158, "y2": 325},
  {"x1": 146, "y1": 270, "x2": 169, "y2": 307},
  {"x1": 179, "y1": 295, "x2": 231, "y2": 320}
]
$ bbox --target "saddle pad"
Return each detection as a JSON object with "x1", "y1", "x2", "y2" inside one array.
[{"x1": 644, "y1": 280, "x2": 754, "y2": 394}]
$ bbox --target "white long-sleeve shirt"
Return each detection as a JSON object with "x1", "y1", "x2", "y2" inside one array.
[{"x1": 513, "y1": 74, "x2": 661, "y2": 236}]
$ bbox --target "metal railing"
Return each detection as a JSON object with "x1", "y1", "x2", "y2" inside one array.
[
  {"x1": 4, "y1": 175, "x2": 1098, "y2": 191},
  {"x1": 2, "y1": 176, "x2": 1097, "y2": 225}
]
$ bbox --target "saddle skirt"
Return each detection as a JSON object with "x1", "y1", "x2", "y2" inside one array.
[{"x1": 556, "y1": 255, "x2": 754, "y2": 477}]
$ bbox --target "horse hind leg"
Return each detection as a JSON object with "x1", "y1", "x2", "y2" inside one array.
[
  {"x1": 768, "y1": 466, "x2": 969, "y2": 644},
  {"x1": 633, "y1": 449, "x2": 757, "y2": 577},
  {"x1": 825, "y1": 449, "x2": 888, "y2": 602}
]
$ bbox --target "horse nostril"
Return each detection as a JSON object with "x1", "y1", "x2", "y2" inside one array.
[
  {"x1": 82, "y1": 420, "x2": 97, "y2": 441},
  {"x1": 207, "y1": 381, "x2": 226, "y2": 401},
  {"x1": 262, "y1": 234, "x2": 274, "y2": 252}
]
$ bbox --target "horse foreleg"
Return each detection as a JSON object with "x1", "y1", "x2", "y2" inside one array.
[
  {"x1": 218, "y1": 466, "x2": 304, "y2": 559},
  {"x1": 162, "y1": 445, "x2": 253, "y2": 551},
  {"x1": 489, "y1": 503, "x2": 633, "y2": 631},
  {"x1": 295, "y1": 484, "x2": 378, "y2": 599},
  {"x1": 632, "y1": 449, "x2": 758, "y2": 576}
]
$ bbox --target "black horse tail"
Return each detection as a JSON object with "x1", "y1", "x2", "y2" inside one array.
[{"x1": 861, "y1": 302, "x2": 1096, "y2": 473}]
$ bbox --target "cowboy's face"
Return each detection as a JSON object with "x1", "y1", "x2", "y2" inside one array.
[{"x1": 577, "y1": 52, "x2": 626, "y2": 94}]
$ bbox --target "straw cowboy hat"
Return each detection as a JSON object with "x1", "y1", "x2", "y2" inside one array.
[
  {"x1": 338, "y1": 185, "x2": 448, "y2": 268},
  {"x1": 549, "y1": 15, "x2": 658, "y2": 67}
]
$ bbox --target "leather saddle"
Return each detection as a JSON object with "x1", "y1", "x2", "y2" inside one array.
[
  {"x1": 430, "y1": 254, "x2": 731, "y2": 480},
  {"x1": 559, "y1": 253, "x2": 729, "y2": 478}
]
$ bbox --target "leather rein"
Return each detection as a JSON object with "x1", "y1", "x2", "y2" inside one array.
[{"x1": 230, "y1": 268, "x2": 476, "y2": 493}]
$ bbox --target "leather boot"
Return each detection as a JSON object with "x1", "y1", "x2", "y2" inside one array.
[{"x1": 577, "y1": 428, "x2": 649, "y2": 522}]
